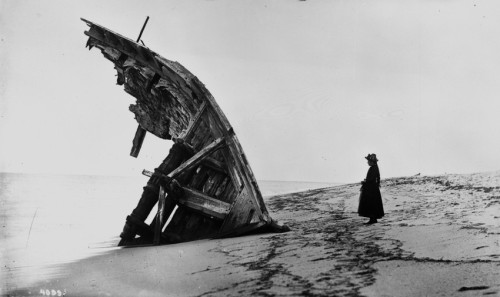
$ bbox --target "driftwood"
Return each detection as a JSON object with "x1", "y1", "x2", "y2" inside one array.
[{"x1": 81, "y1": 18, "x2": 288, "y2": 246}]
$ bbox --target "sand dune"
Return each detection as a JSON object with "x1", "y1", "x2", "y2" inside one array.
[{"x1": 5, "y1": 171, "x2": 500, "y2": 296}]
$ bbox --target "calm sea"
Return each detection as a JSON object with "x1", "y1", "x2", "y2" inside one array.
[{"x1": 0, "y1": 172, "x2": 337, "y2": 291}]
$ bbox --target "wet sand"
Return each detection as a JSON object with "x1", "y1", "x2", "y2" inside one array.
[{"x1": 4, "y1": 171, "x2": 500, "y2": 296}]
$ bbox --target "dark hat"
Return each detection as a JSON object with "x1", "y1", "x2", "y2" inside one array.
[{"x1": 365, "y1": 154, "x2": 378, "y2": 162}]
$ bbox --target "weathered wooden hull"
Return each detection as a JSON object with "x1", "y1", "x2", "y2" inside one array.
[{"x1": 81, "y1": 19, "x2": 286, "y2": 245}]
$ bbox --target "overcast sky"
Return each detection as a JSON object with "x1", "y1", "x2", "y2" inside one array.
[{"x1": 1, "y1": 0, "x2": 499, "y2": 183}]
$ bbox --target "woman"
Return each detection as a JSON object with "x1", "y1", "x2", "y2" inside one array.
[{"x1": 358, "y1": 154, "x2": 384, "y2": 224}]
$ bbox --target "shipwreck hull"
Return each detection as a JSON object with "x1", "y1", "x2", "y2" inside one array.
[{"x1": 82, "y1": 19, "x2": 284, "y2": 245}]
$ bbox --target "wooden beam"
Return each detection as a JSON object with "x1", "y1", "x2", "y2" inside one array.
[
  {"x1": 142, "y1": 155, "x2": 226, "y2": 177},
  {"x1": 154, "y1": 185, "x2": 166, "y2": 245},
  {"x1": 202, "y1": 157, "x2": 227, "y2": 174},
  {"x1": 225, "y1": 134, "x2": 268, "y2": 216},
  {"x1": 142, "y1": 169, "x2": 155, "y2": 178},
  {"x1": 130, "y1": 125, "x2": 147, "y2": 158},
  {"x1": 136, "y1": 16, "x2": 150, "y2": 43},
  {"x1": 168, "y1": 137, "x2": 226, "y2": 179},
  {"x1": 178, "y1": 187, "x2": 231, "y2": 220},
  {"x1": 146, "y1": 73, "x2": 161, "y2": 92},
  {"x1": 182, "y1": 101, "x2": 207, "y2": 142},
  {"x1": 192, "y1": 81, "x2": 232, "y2": 134},
  {"x1": 205, "y1": 110, "x2": 242, "y2": 191},
  {"x1": 83, "y1": 21, "x2": 162, "y2": 74}
]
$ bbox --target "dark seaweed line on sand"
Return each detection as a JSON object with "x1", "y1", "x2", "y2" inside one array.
[
  {"x1": 197, "y1": 189, "x2": 386, "y2": 296},
  {"x1": 196, "y1": 183, "x2": 498, "y2": 297}
]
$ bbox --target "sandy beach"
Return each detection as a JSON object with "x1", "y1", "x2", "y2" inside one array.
[{"x1": 4, "y1": 171, "x2": 500, "y2": 297}]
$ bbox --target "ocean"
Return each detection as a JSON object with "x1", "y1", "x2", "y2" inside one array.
[{"x1": 0, "y1": 172, "x2": 337, "y2": 290}]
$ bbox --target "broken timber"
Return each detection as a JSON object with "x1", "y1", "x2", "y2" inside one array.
[{"x1": 81, "y1": 18, "x2": 288, "y2": 246}]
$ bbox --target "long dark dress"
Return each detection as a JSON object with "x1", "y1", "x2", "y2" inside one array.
[{"x1": 358, "y1": 164, "x2": 384, "y2": 219}]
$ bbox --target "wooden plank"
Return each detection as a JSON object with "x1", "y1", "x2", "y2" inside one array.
[
  {"x1": 209, "y1": 149, "x2": 223, "y2": 163},
  {"x1": 225, "y1": 134, "x2": 269, "y2": 219},
  {"x1": 189, "y1": 119, "x2": 210, "y2": 150},
  {"x1": 157, "y1": 80, "x2": 198, "y2": 116},
  {"x1": 167, "y1": 137, "x2": 226, "y2": 179},
  {"x1": 142, "y1": 166, "x2": 219, "y2": 186},
  {"x1": 214, "y1": 177, "x2": 228, "y2": 198},
  {"x1": 142, "y1": 169, "x2": 155, "y2": 177},
  {"x1": 196, "y1": 128, "x2": 214, "y2": 151},
  {"x1": 103, "y1": 47, "x2": 121, "y2": 60},
  {"x1": 187, "y1": 166, "x2": 210, "y2": 190},
  {"x1": 204, "y1": 110, "x2": 242, "y2": 192},
  {"x1": 205, "y1": 108, "x2": 227, "y2": 138},
  {"x1": 83, "y1": 21, "x2": 163, "y2": 74},
  {"x1": 192, "y1": 80, "x2": 232, "y2": 134},
  {"x1": 178, "y1": 187, "x2": 231, "y2": 220},
  {"x1": 219, "y1": 187, "x2": 262, "y2": 233},
  {"x1": 204, "y1": 173, "x2": 226, "y2": 196},
  {"x1": 130, "y1": 125, "x2": 147, "y2": 157},
  {"x1": 151, "y1": 144, "x2": 226, "y2": 175},
  {"x1": 214, "y1": 177, "x2": 231, "y2": 198},
  {"x1": 85, "y1": 24, "x2": 105, "y2": 43},
  {"x1": 202, "y1": 157, "x2": 227, "y2": 174},
  {"x1": 103, "y1": 29, "x2": 123, "y2": 51},
  {"x1": 154, "y1": 185, "x2": 166, "y2": 245},
  {"x1": 205, "y1": 108, "x2": 260, "y2": 206},
  {"x1": 219, "y1": 180, "x2": 236, "y2": 203},
  {"x1": 163, "y1": 207, "x2": 222, "y2": 243},
  {"x1": 224, "y1": 151, "x2": 243, "y2": 192},
  {"x1": 146, "y1": 73, "x2": 161, "y2": 92},
  {"x1": 202, "y1": 113, "x2": 241, "y2": 192}
]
